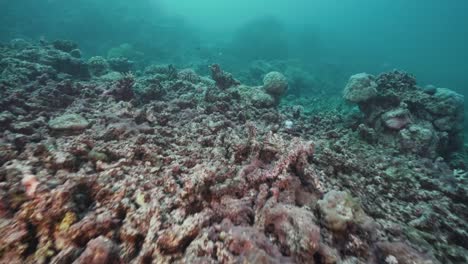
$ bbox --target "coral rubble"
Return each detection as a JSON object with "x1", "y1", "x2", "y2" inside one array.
[{"x1": 0, "y1": 39, "x2": 466, "y2": 264}]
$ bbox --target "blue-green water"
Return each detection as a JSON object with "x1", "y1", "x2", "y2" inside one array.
[
  {"x1": 1, "y1": 1, "x2": 467, "y2": 263},
  {"x1": 1, "y1": 0, "x2": 467, "y2": 90}
]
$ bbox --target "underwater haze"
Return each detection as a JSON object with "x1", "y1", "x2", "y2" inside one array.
[
  {"x1": 1, "y1": 0, "x2": 467, "y2": 89},
  {"x1": 162, "y1": 0, "x2": 468, "y2": 89},
  {"x1": 1, "y1": 0, "x2": 468, "y2": 263}
]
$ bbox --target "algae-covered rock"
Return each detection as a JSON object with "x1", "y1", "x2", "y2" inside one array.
[
  {"x1": 74, "y1": 236, "x2": 120, "y2": 264},
  {"x1": 263, "y1": 71, "x2": 288, "y2": 97},
  {"x1": 0, "y1": 143, "x2": 17, "y2": 166},
  {"x1": 88, "y1": 56, "x2": 109, "y2": 77},
  {"x1": 0, "y1": 57, "x2": 56, "y2": 83},
  {"x1": 433, "y1": 116, "x2": 459, "y2": 132},
  {"x1": 99, "y1": 71, "x2": 123, "y2": 82},
  {"x1": 425, "y1": 88, "x2": 463, "y2": 116},
  {"x1": 70, "y1": 49, "x2": 82, "y2": 58},
  {"x1": 258, "y1": 202, "x2": 321, "y2": 261},
  {"x1": 47, "y1": 49, "x2": 90, "y2": 78},
  {"x1": 343, "y1": 70, "x2": 464, "y2": 157},
  {"x1": 88, "y1": 149, "x2": 109, "y2": 162},
  {"x1": 58, "y1": 212, "x2": 78, "y2": 232},
  {"x1": 251, "y1": 91, "x2": 276, "y2": 108},
  {"x1": 108, "y1": 57, "x2": 133, "y2": 73},
  {"x1": 52, "y1": 40, "x2": 79, "y2": 53},
  {"x1": 0, "y1": 111, "x2": 15, "y2": 126},
  {"x1": 343, "y1": 73, "x2": 378, "y2": 103},
  {"x1": 48, "y1": 114, "x2": 89, "y2": 131},
  {"x1": 9, "y1": 38, "x2": 31, "y2": 50},
  {"x1": 317, "y1": 190, "x2": 364, "y2": 232},
  {"x1": 399, "y1": 124, "x2": 438, "y2": 156},
  {"x1": 210, "y1": 64, "x2": 240, "y2": 90}
]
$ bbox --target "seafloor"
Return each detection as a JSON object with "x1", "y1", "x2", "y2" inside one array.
[{"x1": 0, "y1": 39, "x2": 467, "y2": 264}]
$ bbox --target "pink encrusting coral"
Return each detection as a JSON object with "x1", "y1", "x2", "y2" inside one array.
[
  {"x1": 21, "y1": 174, "x2": 39, "y2": 197},
  {"x1": 0, "y1": 40, "x2": 465, "y2": 264}
]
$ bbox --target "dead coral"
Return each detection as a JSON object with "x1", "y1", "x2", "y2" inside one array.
[{"x1": 210, "y1": 64, "x2": 240, "y2": 90}]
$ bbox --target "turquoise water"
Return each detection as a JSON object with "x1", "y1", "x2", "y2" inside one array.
[
  {"x1": 1, "y1": 0, "x2": 466, "y2": 90},
  {"x1": 1, "y1": 1, "x2": 467, "y2": 263}
]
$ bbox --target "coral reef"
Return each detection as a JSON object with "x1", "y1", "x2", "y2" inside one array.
[
  {"x1": 239, "y1": 60, "x2": 341, "y2": 98},
  {"x1": 344, "y1": 70, "x2": 464, "y2": 158},
  {"x1": 263, "y1": 71, "x2": 288, "y2": 104},
  {"x1": 88, "y1": 56, "x2": 110, "y2": 77},
  {"x1": 107, "y1": 57, "x2": 134, "y2": 73},
  {"x1": 52, "y1": 40, "x2": 79, "y2": 53},
  {"x1": 210, "y1": 64, "x2": 241, "y2": 90},
  {"x1": 343, "y1": 73, "x2": 378, "y2": 103},
  {"x1": 0, "y1": 40, "x2": 466, "y2": 264}
]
